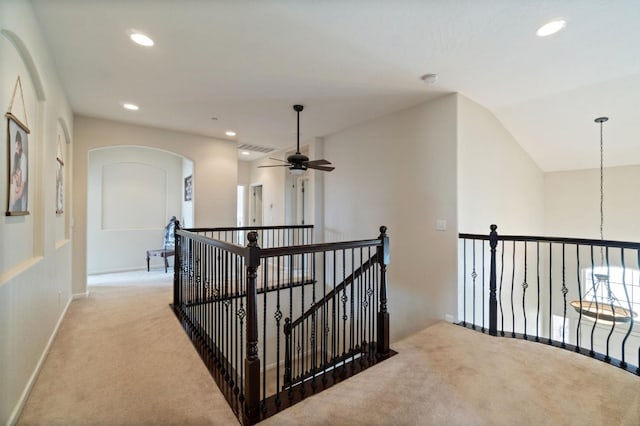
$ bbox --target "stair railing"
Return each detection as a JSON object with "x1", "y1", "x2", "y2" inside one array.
[
  {"x1": 172, "y1": 223, "x2": 391, "y2": 425},
  {"x1": 459, "y1": 224, "x2": 640, "y2": 376}
]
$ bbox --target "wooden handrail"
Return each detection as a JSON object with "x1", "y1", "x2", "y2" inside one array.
[
  {"x1": 187, "y1": 225, "x2": 313, "y2": 232},
  {"x1": 459, "y1": 232, "x2": 640, "y2": 249},
  {"x1": 260, "y1": 239, "x2": 381, "y2": 258}
]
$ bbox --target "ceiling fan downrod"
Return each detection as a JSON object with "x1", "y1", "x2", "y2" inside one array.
[{"x1": 294, "y1": 104, "x2": 303, "y2": 154}]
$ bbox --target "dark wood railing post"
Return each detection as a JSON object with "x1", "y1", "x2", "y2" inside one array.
[
  {"x1": 377, "y1": 226, "x2": 390, "y2": 357},
  {"x1": 244, "y1": 231, "x2": 261, "y2": 425},
  {"x1": 489, "y1": 224, "x2": 498, "y2": 336},
  {"x1": 173, "y1": 220, "x2": 181, "y2": 309}
]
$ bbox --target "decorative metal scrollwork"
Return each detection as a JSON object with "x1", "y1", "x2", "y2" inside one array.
[
  {"x1": 237, "y1": 305, "x2": 246, "y2": 320},
  {"x1": 274, "y1": 308, "x2": 283, "y2": 322}
]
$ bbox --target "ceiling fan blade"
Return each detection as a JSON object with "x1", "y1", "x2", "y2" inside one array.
[
  {"x1": 306, "y1": 164, "x2": 335, "y2": 172},
  {"x1": 258, "y1": 164, "x2": 291, "y2": 168},
  {"x1": 268, "y1": 157, "x2": 290, "y2": 163},
  {"x1": 304, "y1": 159, "x2": 332, "y2": 166}
]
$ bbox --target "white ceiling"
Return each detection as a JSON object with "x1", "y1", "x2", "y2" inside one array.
[{"x1": 31, "y1": 0, "x2": 640, "y2": 171}]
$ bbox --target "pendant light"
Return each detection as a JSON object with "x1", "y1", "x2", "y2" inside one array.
[{"x1": 570, "y1": 117, "x2": 636, "y2": 322}]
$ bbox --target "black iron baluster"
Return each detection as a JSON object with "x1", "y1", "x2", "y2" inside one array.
[
  {"x1": 225, "y1": 251, "x2": 231, "y2": 383},
  {"x1": 301, "y1": 252, "x2": 306, "y2": 397},
  {"x1": 620, "y1": 249, "x2": 633, "y2": 370},
  {"x1": 548, "y1": 242, "x2": 552, "y2": 344},
  {"x1": 262, "y1": 259, "x2": 268, "y2": 413},
  {"x1": 472, "y1": 239, "x2": 477, "y2": 330},
  {"x1": 482, "y1": 241, "x2": 485, "y2": 332},
  {"x1": 463, "y1": 238, "x2": 467, "y2": 327},
  {"x1": 230, "y1": 251, "x2": 236, "y2": 393},
  {"x1": 274, "y1": 256, "x2": 282, "y2": 407},
  {"x1": 322, "y1": 250, "x2": 328, "y2": 386},
  {"x1": 374, "y1": 247, "x2": 380, "y2": 362},
  {"x1": 589, "y1": 245, "x2": 598, "y2": 356},
  {"x1": 536, "y1": 241, "x2": 540, "y2": 342},
  {"x1": 342, "y1": 249, "x2": 347, "y2": 359},
  {"x1": 561, "y1": 243, "x2": 568, "y2": 348},
  {"x1": 522, "y1": 241, "x2": 528, "y2": 339},
  {"x1": 358, "y1": 247, "x2": 363, "y2": 367},
  {"x1": 350, "y1": 248, "x2": 356, "y2": 359},
  {"x1": 173, "y1": 221, "x2": 181, "y2": 308},
  {"x1": 575, "y1": 245, "x2": 583, "y2": 351},
  {"x1": 288, "y1": 252, "x2": 294, "y2": 396},
  {"x1": 510, "y1": 240, "x2": 516, "y2": 338},
  {"x1": 234, "y1": 253, "x2": 240, "y2": 396},
  {"x1": 331, "y1": 250, "x2": 340, "y2": 383},
  {"x1": 605, "y1": 246, "x2": 615, "y2": 363},
  {"x1": 499, "y1": 239, "x2": 505, "y2": 336}
]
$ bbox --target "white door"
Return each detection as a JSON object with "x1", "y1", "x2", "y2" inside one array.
[{"x1": 250, "y1": 184, "x2": 263, "y2": 226}]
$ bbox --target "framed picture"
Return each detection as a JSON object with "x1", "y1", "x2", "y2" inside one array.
[
  {"x1": 6, "y1": 112, "x2": 30, "y2": 216},
  {"x1": 56, "y1": 133, "x2": 64, "y2": 214},
  {"x1": 184, "y1": 175, "x2": 193, "y2": 201}
]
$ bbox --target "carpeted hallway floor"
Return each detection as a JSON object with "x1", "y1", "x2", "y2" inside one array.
[{"x1": 18, "y1": 271, "x2": 640, "y2": 425}]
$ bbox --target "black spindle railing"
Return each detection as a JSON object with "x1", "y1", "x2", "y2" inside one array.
[
  {"x1": 459, "y1": 224, "x2": 640, "y2": 376},
  {"x1": 172, "y1": 224, "x2": 393, "y2": 425}
]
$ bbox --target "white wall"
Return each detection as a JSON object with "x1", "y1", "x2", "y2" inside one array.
[
  {"x1": 545, "y1": 165, "x2": 640, "y2": 241},
  {"x1": 248, "y1": 153, "x2": 287, "y2": 226},
  {"x1": 87, "y1": 147, "x2": 183, "y2": 274},
  {"x1": 181, "y1": 157, "x2": 194, "y2": 228},
  {"x1": 72, "y1": 116, "x2": 237, "y2": 294},
  {"x1": 457, "y1": 94, "x2": 545, "y2": 235},
  {"x1": 0, "y1": 1, "x2": 74, "y2": 423},
  {"x1": 323, "y1": 94, "x2": 459, "y2": 342},
  {"x1": 457, "y1": 94, "x2": 545, "y2": 331}
]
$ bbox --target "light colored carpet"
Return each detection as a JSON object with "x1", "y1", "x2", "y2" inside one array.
[
  {"x1": 18, "y1": 271, "x2": 238, "y2": 426},
  {"x1": 18, "y1": 271, "x2": 640, "y2": 425}
]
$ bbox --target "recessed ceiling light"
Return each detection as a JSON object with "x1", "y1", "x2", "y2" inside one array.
[
  {"x1": 130, "y1": 32, "x2": 154, "y2": 47},
  {"x1": 123, "y1": 103, "x2": 139, "y2": 111},
  {"x1": 226, "y1": 131, "x2": 237, "y2": 137},
  {"x1": 536, "y1": 20, "x2": 566, "y2": 37},
  {"x1": 241, "y1": 151, "x2": 250, "y2": 156}
]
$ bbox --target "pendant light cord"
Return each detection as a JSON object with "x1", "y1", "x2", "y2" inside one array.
[
  {"x1": 596, "y1": 117, "x2": 609, "y2": 267},
  {"x1": 600, "y1": 120, "x2": 604, "y2": 246}
]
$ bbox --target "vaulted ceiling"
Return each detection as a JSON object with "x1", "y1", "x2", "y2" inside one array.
[{"x1": 31, "y1": 0, "x2": 640, "y2": 171}]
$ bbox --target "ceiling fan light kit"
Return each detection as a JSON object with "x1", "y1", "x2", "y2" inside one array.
[{"x1": 258, "y1": 105, "x2": 335, "y2": 174}]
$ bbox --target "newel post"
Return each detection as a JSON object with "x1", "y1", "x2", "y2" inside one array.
[
  {"x1": 173, "y1": 220, "x2": 181, "y2": 309},
  {"x1": 489, "y1": 224, "x2": 498, "y2": 336},
  {"x1": 244, "y1": 231, "x2": 261, "y2": 425},
  {"x1": 377, "y1": 226, "x2": 390, "y2": 357}
]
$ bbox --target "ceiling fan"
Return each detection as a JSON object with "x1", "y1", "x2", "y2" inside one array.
[{"x1": 258, "y1": 104, "x2": 334, "y2": 175}]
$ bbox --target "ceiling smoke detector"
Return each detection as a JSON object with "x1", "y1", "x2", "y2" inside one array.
[{"x1": 420, "y1": 73, "x2": 438, "y2": 85}]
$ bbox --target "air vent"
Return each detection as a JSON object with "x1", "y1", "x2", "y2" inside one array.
[{"x1": 237, "y1": 144, "x2": 275, "y2": 154}]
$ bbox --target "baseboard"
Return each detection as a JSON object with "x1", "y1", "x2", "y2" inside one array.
[
  {"x1": 7, "y1": 296, "x2": 72, "y2": 426},
  {"x1": 72, "y1": 291, "x2": 89, "y2": 299}
]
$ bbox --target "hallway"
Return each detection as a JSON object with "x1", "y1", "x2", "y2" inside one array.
[{"x1": 19, "y1": 271, "x2": 640, "y2": 425}]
